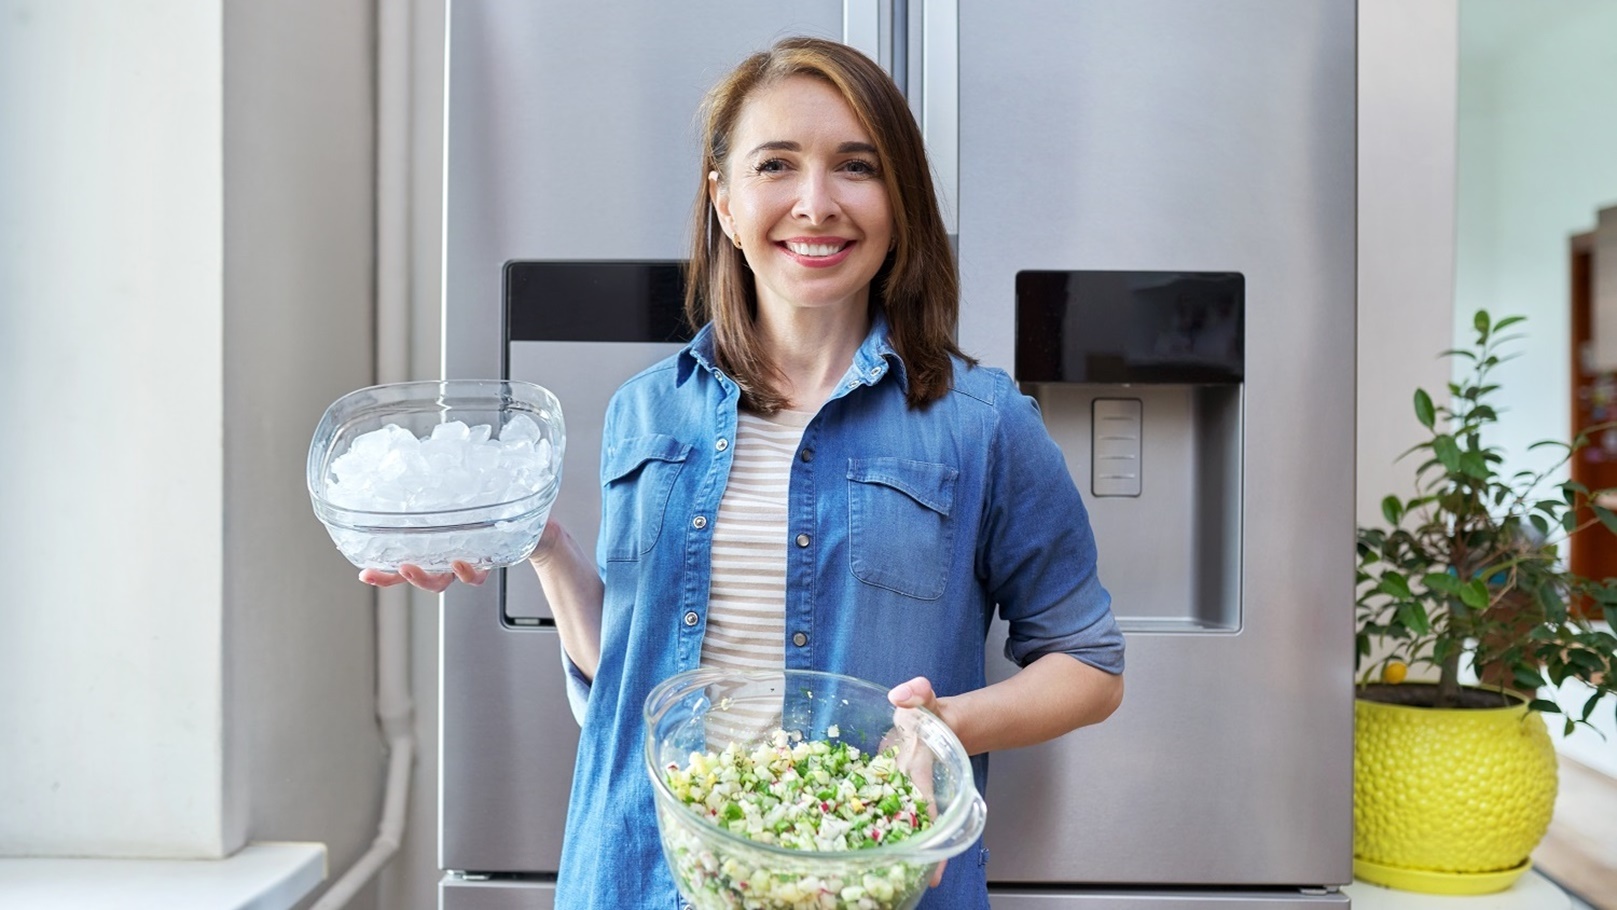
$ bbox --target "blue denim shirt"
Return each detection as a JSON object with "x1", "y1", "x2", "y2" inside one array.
[{"x1": 554, "y1": 317, "x2": 1123, "y2": 909}]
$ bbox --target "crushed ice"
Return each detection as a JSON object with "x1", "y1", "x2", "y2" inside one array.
[{"x1": 325, "y1": 415, "x2": 557, "y2": 513}]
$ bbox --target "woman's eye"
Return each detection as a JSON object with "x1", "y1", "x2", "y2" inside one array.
[
  {"x1": 753, "y1": 158, "x2": 788, "y2": 175},
  {"x1": 842, "y1": 159, "x2": 879, "y2": 176}
]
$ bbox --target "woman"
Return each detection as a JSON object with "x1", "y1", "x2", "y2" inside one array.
[{"x1": 368, "y1": 36, "x2": 1124, "y2": 909}]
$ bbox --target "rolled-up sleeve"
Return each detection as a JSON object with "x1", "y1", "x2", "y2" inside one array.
[
  {"x1": 560, "y1": 638, "x2": 592, "y2": 726},
  {"x1": 979, "y1": 373, "x2": 1125, "y2": 675}
]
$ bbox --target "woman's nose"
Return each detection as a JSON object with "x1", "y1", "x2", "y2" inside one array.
[{"x1": 791, "y1": 170, "x2": 838, "y2": 224}]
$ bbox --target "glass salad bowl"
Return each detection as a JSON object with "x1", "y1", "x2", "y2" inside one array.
[
  {"x1": 644, "y1": 668, "x2": 987, "y2": 910},
  {"x1": 306, "y1": 379, "x2": 564, "y2": 573}
]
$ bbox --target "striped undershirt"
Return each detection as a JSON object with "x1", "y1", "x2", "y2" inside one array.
[{"x1": 700, "y1": 406, "x2": 812, "y2": 741}]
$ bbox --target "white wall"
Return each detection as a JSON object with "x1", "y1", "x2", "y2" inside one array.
[
  {"x1": 1456, "y1": 0, "x2": 1617, "y2": 776},
  {"x1": 1356, "y1": 0, "x2": 1460, "y2": 532},
  {"x1": 0, "y1": 1, "x2": 227, "y2": 858},
  {"x1": 0, "y1": 1, "x2": 385, "y2": 903}
]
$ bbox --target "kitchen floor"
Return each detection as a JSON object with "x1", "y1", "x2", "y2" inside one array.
[{"x1": 1536, "y1": 754, "x2": 1617, "y2": 909}]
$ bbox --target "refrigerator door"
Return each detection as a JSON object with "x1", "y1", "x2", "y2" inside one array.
[
  {"x1": 958, "y1": 0, "x2": 1356, "y2": 890},
  {"x1": 441, "y1": 0, "x2": 847, "y2": 877}
]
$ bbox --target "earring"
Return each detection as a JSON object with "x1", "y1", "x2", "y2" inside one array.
[{"x1": 732, "y1": 234, "x2": 743, "y2": 251}]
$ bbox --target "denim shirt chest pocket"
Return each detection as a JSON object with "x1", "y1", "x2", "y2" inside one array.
[
  {"x1": 602, "y1": 434, "x2": 692, "y2": 562},
  {"x1": 846, "y1": 457, "x2": 959, "y2": 600}
]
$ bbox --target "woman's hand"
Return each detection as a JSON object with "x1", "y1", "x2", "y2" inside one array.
[
  {"x1": 356, "y1": 520, "x2": 571, "y2": 592},
  {"x1": 888, "y1": 676, "x2": 950, "y2": 888},
  {"x1": 358, "y1": 560, "x2": 489, "y2": 592}
]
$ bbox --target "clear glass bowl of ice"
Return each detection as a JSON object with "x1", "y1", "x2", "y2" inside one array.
[{"x1": 307, "y1": 379, "x2": 565, "y2": 573}]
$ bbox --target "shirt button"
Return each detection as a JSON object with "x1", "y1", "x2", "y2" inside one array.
[
  {"x1": 846, "y1": 380, "x2": 859, "y2": 390},
  {"x1": 799, "y1": 448, "x2": 814, "y2": 463},
  {"x1": 684, "y1": 611, "x2": 699, "y2": 627},
  {"x1": 792, "y1": 631, "x2": 808, "y2": 647},
  {"x1": 795, "y1": 533, "x2": 810, "y2": 548},
  {"x1": 692, "y1": 515, "x2": 708, "y2": 529},
  {"x1": 715, "y1": 438, "x2": 729, "y2": 452}
]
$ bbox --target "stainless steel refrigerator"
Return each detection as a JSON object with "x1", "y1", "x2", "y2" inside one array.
[{"x1": 439, "y1": 2, "x2": 1356, "y2": 907}]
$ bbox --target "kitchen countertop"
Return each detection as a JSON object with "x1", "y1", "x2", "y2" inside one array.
[
  {"x1": 0, "y1": 841, "x2": 326, "y2": 910},
  {"x1": 1343, "y1": 869, "x2": 1571, "y2": 909}
]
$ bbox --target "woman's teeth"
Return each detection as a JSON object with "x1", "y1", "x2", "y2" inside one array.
[{"x1": 785, "y1": 241, "x2": 848, "y2": 257}]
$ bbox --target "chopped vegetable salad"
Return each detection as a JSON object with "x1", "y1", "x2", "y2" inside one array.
[{"x1": 658, "y1": 729, "x2": 936, "y2": 909}]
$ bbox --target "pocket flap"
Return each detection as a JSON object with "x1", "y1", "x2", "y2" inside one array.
[
  {"x1": 604, "y1": 434, "x2": 691, "y2": 484},
  {"x1": 846, "y1": 458, "x2": 958, "y2": 515}
]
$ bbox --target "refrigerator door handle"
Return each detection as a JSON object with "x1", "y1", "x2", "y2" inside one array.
[
  {"x1": 843, "y1": 0, "x2": 884, "y2": 70},
  {"x1": 919, "y1": 0, "x2": 958, "y2": 238}
]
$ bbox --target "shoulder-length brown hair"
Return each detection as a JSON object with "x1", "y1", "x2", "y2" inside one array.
[{"x1": 684, "y1": 36, "x2": 972, "y2": 412}]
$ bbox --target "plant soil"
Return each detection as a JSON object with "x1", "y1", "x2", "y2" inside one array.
[{"x1": 1356, "y1": 682, "x2": 1518, "y2": 710}]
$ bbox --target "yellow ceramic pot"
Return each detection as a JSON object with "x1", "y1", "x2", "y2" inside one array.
[{"x1": 1354, "y1": 685, "x2": 1558, "y2": 894}]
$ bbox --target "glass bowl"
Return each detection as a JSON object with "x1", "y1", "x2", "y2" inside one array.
[
  {"x1": 306, "y1": 379, "x2": 565, "y2": 572},
  {"x1": 644, "y1": 668, "x2": 987, "y2": 910}
]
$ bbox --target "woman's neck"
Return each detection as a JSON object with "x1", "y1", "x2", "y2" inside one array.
[{"x1": 754, "y1": 301, "x2": 871, "y2": 411}]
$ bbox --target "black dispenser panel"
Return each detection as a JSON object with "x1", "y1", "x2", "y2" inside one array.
[
  {"x1": 1016, "y1": 271, "x2": 1244, "y2": 384},
  {"x1": 505, "y1": 260, "x2": 693, "y2": 344}
]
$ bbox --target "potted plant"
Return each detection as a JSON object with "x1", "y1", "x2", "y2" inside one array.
[{"x1": 1354, "y1": 310, "x2": 1617, "y2": 895}]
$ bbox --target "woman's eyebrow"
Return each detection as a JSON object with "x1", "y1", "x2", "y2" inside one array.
[{"x1": 744, "y1": 140, "x2": 878, "y2": 156}]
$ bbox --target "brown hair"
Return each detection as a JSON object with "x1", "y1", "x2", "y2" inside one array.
[{"x1": 683, "y1": 36, "x2": 972, "y2": 412}]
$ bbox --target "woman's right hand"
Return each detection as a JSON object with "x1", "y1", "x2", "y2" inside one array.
[
  {"x1": 357, "y1": 519, "x2": 569, "y2": 593},
  {"x1": 359, "y1": 560, "x2": 490, "y2": 593}
]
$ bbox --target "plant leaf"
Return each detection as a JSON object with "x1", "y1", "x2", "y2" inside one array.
[
  {"x1": 1432, "y1": 435, "x2": 1461, "y2": 472},
  {"x1": 1528, "y1": 699, "x2": 1562, "y2": 714},
  {"x1": 1378, "y1": 573, "x2": 1413, "y2": 599},
  {"x1": 1593, "y1": 504, "x2": 1617, "y2": 537},
  {"x1": 1474, "y1": 310, "x2": 1491, "y2": 335},
  {"x1": 1459, "y1": 580, "x2": 1489, "y2": 610},
  {"x1": 1395, "y1": 600, "x2": 1431, "y2": 634},
  {"x1": 1423, "y1": 572, "x2": 1461, "y2": 594},
  {"x1": 1414, "y1": 389, "x2": 1435, "y2": 429},
  {"x1": 1493, "y1": 315, "x2": 1526, "y2": 332},
  {"x1": 1381, "y1": 495, "x2": 1403, "y2": 526},
  {"x1": 1513, "y1": 667, "x2": 1546, "y2": 690},
  {"x1": 1568, "y1": 649, "x2": 1604, "y2": 672}
]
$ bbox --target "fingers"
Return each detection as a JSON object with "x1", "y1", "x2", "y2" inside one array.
[
  {"x1": 359, "y1": 569, "x2": 407, "y2": 587},
  {"x1": 398, "y1": 563, "x2": 456, "y2": 593},
  {"x1": 888, "y1": 675, "x2": 936, "y2": 709},
  {"x1": 929, "y1": 859, "x2": 948, "y2": 888},
  {"x1": 450, "y1": 560, "x2": 490, "y2": 586},
  {"x1": 361, "y1": 562, "x2": 487, "y2": 592}
]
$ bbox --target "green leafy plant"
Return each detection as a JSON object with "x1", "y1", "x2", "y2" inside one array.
[{"x1": 1356, "y1": 310, "x2": 1617, "y2": 732}]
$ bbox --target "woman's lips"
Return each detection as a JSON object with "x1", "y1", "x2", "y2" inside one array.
[{"x1": 778, "y1": 238, "x2": 855, "y2": 268}]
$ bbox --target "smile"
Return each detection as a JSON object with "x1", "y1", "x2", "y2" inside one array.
[
  {"x1": 783, "y1": 240, "x2": 849, "y2": 257},
  {"x1": 778, "y1": 238, "x2": 856, "y2": 268}
]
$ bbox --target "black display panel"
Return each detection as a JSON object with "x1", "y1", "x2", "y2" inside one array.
[
  {"x1": 1016, "y1": 271, "x2": 1244, "y2": 384},
  {"x1": 505, "y1": 260, "x2": 693, "y2": 344}
]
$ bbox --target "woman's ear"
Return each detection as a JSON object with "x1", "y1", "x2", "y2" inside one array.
[{"x1": 708, "y1": 169, "x2": 731, "y2": 231}]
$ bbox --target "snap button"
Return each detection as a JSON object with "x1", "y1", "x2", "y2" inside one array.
[
  {"x1": 799, "y1": 448, "x2": 814, "y2": 463},
  {"x1": 795, "y1": 533, "x2": 810, "y2": 548},
  {"x1": 683, "y1": 611, "x2": 699, "y2": 627},
  {"x1": 715, "y1": 438, "x2": 728, "y2": 452},
  {"x1": 846, "y1": 380, "x2": 858, "y2": 390},
  {"x1": 792, "y1": 631, "x2": 808, "y2": 647},
  {"x1": 692, "y1": 515, "x2": 708, "y2": 529}
]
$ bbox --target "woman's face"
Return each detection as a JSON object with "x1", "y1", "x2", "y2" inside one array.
[{"x1": 711, "y1": 75, "x2": 894, "y2": 320}]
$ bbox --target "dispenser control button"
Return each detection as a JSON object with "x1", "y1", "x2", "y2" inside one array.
[{"x1": 1091, "y1": 398, "x2": 1143, "y2": 497}]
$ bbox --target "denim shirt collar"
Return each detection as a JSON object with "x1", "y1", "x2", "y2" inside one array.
[{"x1": 676, "y1": 310, "x2": 909, "y2": 394}]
